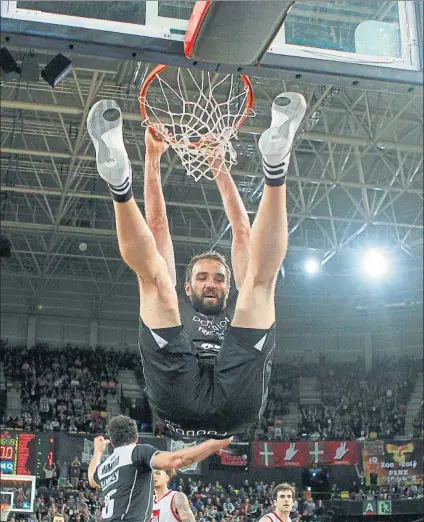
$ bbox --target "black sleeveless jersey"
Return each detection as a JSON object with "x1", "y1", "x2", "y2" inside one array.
[
  {"x1": 93, "y1": 444, "x2": 160, "y2": 522},
  {"x1": 179, "y1": 296, "x2": 235, "y2": 364}
]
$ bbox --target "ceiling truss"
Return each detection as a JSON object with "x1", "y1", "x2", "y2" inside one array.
[{"x1": 1, "y1": 56, "x2": 422, "y2": 317}]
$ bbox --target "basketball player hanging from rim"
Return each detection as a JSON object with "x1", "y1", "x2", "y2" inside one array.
[{"x1": 87, "y1": 69, "x2": 307, "y2": 439}]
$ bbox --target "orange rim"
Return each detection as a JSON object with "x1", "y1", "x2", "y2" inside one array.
[{"x1": 139, "y1": 64, "x2": 254, "y2": 147}]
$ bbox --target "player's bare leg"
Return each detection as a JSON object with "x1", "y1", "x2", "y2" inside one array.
[
  {"x1": 232, "y1": 93, "x2": 307, "y2": 329},
  {"x1": 87, "y1": 100, "x2": 180, "y2": 329}
]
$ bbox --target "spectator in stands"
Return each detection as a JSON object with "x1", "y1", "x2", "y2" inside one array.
[
  {"x1": 70, "y1": 458, "x2": 81, "y2": 488},
  {"x1": 43, "y1": 461, "x2": 57, "y2": 488},
  {"x1": 412, "y1": 400, "x2": 423, "y2": 437}
]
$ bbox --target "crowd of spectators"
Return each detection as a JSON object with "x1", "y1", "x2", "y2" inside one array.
[
  {"x1": 295, "y1": 356, "x2": 421, "y2": 441},
  {"x1": 1, "y1": 340, "x2": 422, "y2": 445},
  {"x1": 340, "y1": 480, "x2": 424, "y2": 502},
  {"x1": 249, "y1": 355, "x2": 421, "y2": 442},
  {"x1": 2, "y1": 341, "x2": 141, "y2": 433}
]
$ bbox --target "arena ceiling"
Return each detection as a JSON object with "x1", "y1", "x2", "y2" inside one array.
[{"x1": 1, "y1": 19, "x2": 423, "y2": 321}]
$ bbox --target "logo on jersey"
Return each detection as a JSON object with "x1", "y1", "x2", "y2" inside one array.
[
  {"x1": 150, "y1": 509, "x2": 160, "y2": 522},
  {"x1": 193, "y1": 314, "x2": 230, "y2": 341},
  {"x1": 100, "y1": 455, "x2": 120, "y2": 477},
  {"x1": 100, "y1": 470, "x2": 119, "y2": 490}
]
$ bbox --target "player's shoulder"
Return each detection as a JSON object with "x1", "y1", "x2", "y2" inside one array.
[
  {"x1": 172, "y1": 491, "x2": 190, "y2": 510},
  {"x1": 131, "y1": 443, "x2": 160, "y2": 466},
  {"x1": 172, "y1": 491, "x2": 188, "y2": 500},
  {"x1": 258, "y1": 515, "x2": 273, "y2": 522}
]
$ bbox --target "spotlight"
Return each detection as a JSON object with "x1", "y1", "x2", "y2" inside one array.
[
  {"x1": 0, "y1": 47, "x2": 20, "y2": 74},
  {"x1": 304, "y1": 258, "x2": 320, "y2": 275},
  {"x1": 41, "y1": 53, "x2": 72, "y2": 87},
  {"x1": 362, "y1": 248, "x2": 389, "y2": 278}
]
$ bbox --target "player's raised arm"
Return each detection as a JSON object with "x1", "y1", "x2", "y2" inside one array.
[
  {"x1": 207, "y1": 148, "x2": 251, "y2": 290},
  {"x1": 88, "y1": 436, "x2": 109, "y2": 488},
  {"x1": 144, "y1": 127, "x2": 177, "y2": 286},
  {"x1": 173, "y1": 492, "x2": 196, "y2": 522},
  {"x1": 151, "y1": 437, "x2": 232, "y2": 471}
]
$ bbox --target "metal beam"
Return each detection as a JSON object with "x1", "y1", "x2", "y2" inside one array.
[
  {"x1": 1, "y1": 162, "x2": 423, "y2": 195},
  {"x1": 2, "y1": 207, "x2": 422, "y2": 244},
  {"x1": 2, "y1": 219, "x2": 231, "y2": 244},
  {"x1": 2, "y1": 185, "x2": 423, "y2": 228},
  {"x1": 1, "y1": 100, "x2": 422, "y2": 154}
]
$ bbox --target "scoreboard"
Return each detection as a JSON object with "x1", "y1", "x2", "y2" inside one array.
[
  {"x1": 0, "y1": 432, "x2": 55, "y2": 477},
  {"x1": 1, "y1": 431, "x2": 20, "y2": 474}
]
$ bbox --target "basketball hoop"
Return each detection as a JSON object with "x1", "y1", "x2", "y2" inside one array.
[
  {"x1": 139, "y1": 65, "x2": 255, "y2": 181},
  {"x1": 0, "y1": 504, "x2": 12, "y2": 522}
]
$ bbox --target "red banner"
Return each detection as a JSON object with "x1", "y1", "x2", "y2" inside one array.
[{"x1": 253, "y1": 441, "x2": 360, "y2": 467}]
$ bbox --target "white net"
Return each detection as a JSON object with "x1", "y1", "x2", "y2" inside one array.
[{"x1": 139, "y1": 67, "x2": 254, "y2": 181}]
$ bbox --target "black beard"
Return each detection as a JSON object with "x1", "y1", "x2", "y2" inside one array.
[{"x1": 190, "y1": 293, "x2": 226, "y2": 315}]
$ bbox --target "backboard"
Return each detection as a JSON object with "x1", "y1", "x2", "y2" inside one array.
[
  {"x1": 1, "y1": 1, "x2": 422, "y2": 88},
  {"x1": 0, "y1": 474, "x2": 36, "y2": 514}
]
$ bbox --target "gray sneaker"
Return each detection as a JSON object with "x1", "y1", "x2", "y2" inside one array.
[
  {"x1": 87, "y1": 99, "x2": 132, "y2": 197},
  {"x1": 259, "y1": 92, "x2": 307, "y2": 184}
]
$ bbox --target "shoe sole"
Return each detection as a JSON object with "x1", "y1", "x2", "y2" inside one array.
[
  {"x1": 86, "y1": 99, "x2": 131, "y2": 186},
  {"x1": 87, "y1": 99, "x2": 123, "y2": 165}
]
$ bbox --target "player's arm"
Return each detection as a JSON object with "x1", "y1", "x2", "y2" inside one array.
[
  {"x1": 173, "y1": 492, "x2": 195, "y2": 522},
  {"x1": 88, "y1": 436, "x2": 109, "y2": 488},
  {"x1": 144, "y1": 127, "x2": 177, "y2": 286},
  {"x1": 207, "y1": 152, "x2": 251, "y2": 290},
  {"x1": 151, "y1": 437, "x2": 232, "y2": 471}
]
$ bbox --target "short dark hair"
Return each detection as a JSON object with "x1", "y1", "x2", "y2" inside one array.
[
  {"x1": 108, "y1": 415, "x2": 138, "y2": 447},
  {"x1": 165, "y1": 469, "x2": 176, "y2": 482},
  {"x1": 272, "y1": 483, "x2": 296, "y2": 500},
  {"x1": 185, "y1": 251, "x2": 231, "y2": 287}
]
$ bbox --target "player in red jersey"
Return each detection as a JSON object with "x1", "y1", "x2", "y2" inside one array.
[{"x1": 151, "y1": 470, "x2": 194, "y2": 522}]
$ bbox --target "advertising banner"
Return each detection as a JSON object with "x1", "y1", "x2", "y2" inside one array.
[
  {"x1": 253, "y1": 441, "x2": 360, "y2": 467},
  {"x1": 208, "y1": 441, "x2": 250, "y2": 471},
  {"x1": 361, "y1": 439, "x2": 423, "y2": 486}
]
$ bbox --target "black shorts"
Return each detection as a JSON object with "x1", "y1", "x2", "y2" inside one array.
[{"x1": 138, "y1": 320, "x2": 276, "y2": 437}]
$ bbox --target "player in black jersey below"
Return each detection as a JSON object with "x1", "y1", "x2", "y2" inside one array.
[
  {"x1": 88, "y1": 415, "x2": 230, "y2": 522},
  {"x1": 87, "y1": 92, "x2": 307, "y2": 438}
]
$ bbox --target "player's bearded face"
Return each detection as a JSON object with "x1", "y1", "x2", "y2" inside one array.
[
  {"x1": 186, "y1": 260, "x2": 229, "y2": 315},
  {"x1": 190, "y1": 286, "x2": 227, "y2": 315}
]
